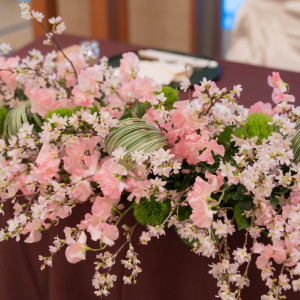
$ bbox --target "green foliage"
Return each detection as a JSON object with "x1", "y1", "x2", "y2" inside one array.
[
  {"x1": 45, "y1": 108, "x2": 75, "y2": 120},
  {"x1": 218, "y1": 126, "x2": 234, "y2": 146},
  {"x1": 90, "y1": 104, "x2": 100, "y2": 115},
  {"x1": 0, "y1": 107, "x2": 8, "y2": 135},
  {"x1": 133, "y1": 196, "x2": 171, "y2": 226},
  {"x1": 134, "y1": 102, "x2": 151, "y2": 118},
  {"x1": 2, "y1": 100, "x2": 43, "y2": 140},
  {"x1": 217, "y1": 126, "x2": 239, "y2": 164},
  {"x1": 243, "y1": 113, "x2": 274, "y2": 144},
  {"x1": 105, "y1": 118, "x2": 168, "y2": 160},
  {"x1": 234, "y1": 205, "x2": 250, "y2": 230},
  {"x1": 218, "y1": 184, "x2": 253, "y2": 212},
  {"x1": 161, "y1": 86, "x2": 179, "y2": 110},
  {"x1": 14, "y1": 88, "x2": 27, "y2": 101},
  {"x1": 178, "y1": 204, "x2": 192, "y2": 221}
]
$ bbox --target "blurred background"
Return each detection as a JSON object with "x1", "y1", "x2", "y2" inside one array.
[{"x1": 0, "y1": 0, "x2": 299, "y2": 72}]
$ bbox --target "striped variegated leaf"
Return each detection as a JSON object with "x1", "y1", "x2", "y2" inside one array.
[
  {"x1": 2, "y1": 100, "x2": 43, "y2": 140},
  {"x1": 105, "y1": 118, "x2": 168, "y2": 160},
  {"x1": 292, "y1": 119, "x2": 300, "y2": 163}
]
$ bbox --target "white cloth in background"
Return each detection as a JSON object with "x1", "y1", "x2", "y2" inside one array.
[{"x1": 226, "y1": 0, "x2": 300, "y2": 73}]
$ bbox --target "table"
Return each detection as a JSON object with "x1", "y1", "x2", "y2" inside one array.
[{"x1": 0, "y1": 35, "x2": 300, "y2": 300}]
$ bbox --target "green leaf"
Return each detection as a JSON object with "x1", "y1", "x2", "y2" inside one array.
[
  {"x1": 133, "y1": 102, "x2": 151, "y2": 118},
  {"x1": 218, "y1": 126, "x2": 234, "y2": 146},
  {"x1": 234, "y1": 205, "x2": 250, "y2": 230},
  {"x1": 238, "y1": 194, "x2": 253, "y2": 211},
  {"x1": 161, "y1": 86, "x2": 179, "y2": 110},
  {"x1": 270, "y1": 197, "x2": 279, "y2": 207},
  {"x1": 178, "y1": 205, "x2": 192, "y2": 221}
]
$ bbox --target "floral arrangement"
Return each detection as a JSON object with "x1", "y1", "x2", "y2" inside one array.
[{"x1": 0, "y1": 2, "x2": 300, "y2": 299}]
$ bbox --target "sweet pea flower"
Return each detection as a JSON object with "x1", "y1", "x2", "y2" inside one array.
[
  {"x1": 23, "y1": 219, "x2": 42, "y2": 243},
  {"x1": 0, "y1": 56, "x2": 19, "y2": 90},
  {"x1": 126, "y1": 177, "x2": 151, "y2": 204},
  {"x1": 72, "y1": 65, "x2": 103, "y2": 107},
  {"x1": 256, "y1": 242, "x2": 287, "y2": 270},
  {"x1": 119, "y1": 52, "x2": 140, "y2": 83},
  {"x1": 65, "y1": 232, "x2": 87, "y2": 264},
  {"x1": 249, "y1": 101, "x2": 274, "y2": 116},
  {"x1": 132, "y1": 76, "x2": 160, "y2": 105},
  {"x1": 94, "y1": 159, "x2": 127, "y2": 201},
  {"x1": 198, "y1": 139, "x2": 225, "y2": 165},
  {"x1": 91, "y1": 196, "x2": 113, "y2": 220},
  {"x1": 25, "y1": 87, "x2": 57, "y2": 118},
  {"x1": 188, "y1": 174, "x2": 219, "y2": 228},
  {"x1": 31, "y1": 144, "x2": 61, "y2": 185},
  {"x1": 189, "y1": 198, "x2": 214, "y2": 228},
  {"x1": 72, "y1": 180, "x2": 93, "y2": 202},
  {"x1": 267, "y1": 72, "x2": 287, "y2": 94},
  {"x1": 87, "y1": 222, "x2": 119, "y2": 246}
]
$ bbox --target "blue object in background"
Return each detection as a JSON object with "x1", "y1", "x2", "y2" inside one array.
[{"x1": 222, "y1": 0, "x2": 245, "y2": 30}]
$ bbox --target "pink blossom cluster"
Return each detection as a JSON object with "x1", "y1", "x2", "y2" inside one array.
[{"x1": 1, "y1": 13, "x2": 300, "y2": 297}]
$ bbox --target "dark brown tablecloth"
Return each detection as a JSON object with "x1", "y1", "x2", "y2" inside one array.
[{"x1": 1, "y1": 35, "x2": 300, "y2": 300}]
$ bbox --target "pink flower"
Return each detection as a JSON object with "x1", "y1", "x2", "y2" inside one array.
[
  {"x1": 91, "y1": 196, "x2": 113, "y2": 220},
  {"x1": 25, "y1": 87, "x2": 57, "y2": 118},
  {"x1": 31, "y1": 144, "x2": 60, "y2": 185},
  {"x1": 189, "y1": 198, "x2": 214, "y2": 228},
  {"x1": 198, "y1": 139, "x2": 225, "y2": 165},
  {"x1": 72, "y1": 65, "x2": 103, "y2": 107},
  {"x1": 249, "y1": 101, "x2": 274, "y2": 116},
  {"x1": 126, "y1": 177, "x2": 150, "y2": 204},
  {"x1": 290, "y1": 190, "x2": 300, "y2": 205},
  {"x1": 132, "y1": 76, "x2": 160, "y2": 105},
  {"x1": 256, "y1": 242, "x2": 287, "y2": 270},
  {"x1": 268, "y1": 72, "x2": 287, "y2": 93},
  {"x1": 104, "y1": 94, "x2": 125, "y2": 119},
  {"x1": 205, "y1": 170, "x2": 223, "y2": 190},
  {"x1": 63, "y1": 137, "x2": 101, "y2": 177},
  {"x1": 72, "y1": 181, "x2": 93, "y2": 202},
  {"x1": 65, "y1": 232, "x2": 87, "y2": 264},
  {"x1": 87, "y1": 222, "x2": 119, "y2": 246},
  {"x1": 94, "y1": 160, "x2": 127, "y2": 201},
  {"x1": 171, "y1": 134, "x2": 204, "y2": 165},
  {"x1": 119, "y1": 52, "x2": 140, "y2": 83},
  {"x1": 72, "y1": 86, "x2": 95, "y2": 107},
  {"x1": 23, "y1": 219, "x2": 42, "y2": 243},
  {"x1": 57, "y1": 51, "x2": 87, "y2": 88},
  {"x1": 188, "y1": 175, "x2": 219, "y2": 228},
  {"x1": 272, "y1": 92, "x2": 295, "y2": 104},
  {"x1": 0, "y1": 56, "x2": 19, "y2": 90}
]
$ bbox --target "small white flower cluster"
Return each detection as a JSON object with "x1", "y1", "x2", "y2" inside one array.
[
  {"x1": 0, "y1": 43, "x2": 12, "y2": 56},
  {"x1": 92, "y1": 272, "x2": 117, "y2": 297},
  {"x1": 122, "y1": 244, "x2": 142, "y2": 285},
  {"x1": 19, "y1": 2, "x2": 44, "y2": 23},
  {"x1": 139, "y1": 225, "x2": 166, "y2": 245}
]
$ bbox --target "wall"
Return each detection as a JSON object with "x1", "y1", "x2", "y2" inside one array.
[{"x1": 128, "y1": 0, "x2": 192, "y2": 52}]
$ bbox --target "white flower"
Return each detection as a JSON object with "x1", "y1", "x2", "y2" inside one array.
[
  {"x1": 0, "y1": 43, "x2": 12, "y2": 56},
  {"x1": 21, "y1": 9, "x2": 32, "y2": 20},
  {"x1": 54, "y1": 22, "x2": 66, "y2": 34},
  {"x1": 112, "y1": 147, "x2": 127, "y2": 161},
  {"x1": 31, "y1": 10, "x2": 44, "y2": 23},
  {"x1": 233, "y1": 247, "x2": 250, "y2": 264},
  {"x1": 123, "y1": 276, "x2": 132, "y2": 285},
  {"x1": 180, "y1": 77, "x2": 191, "y2": 92},
  {"x1": 292, "y1": 279, "x2": 300, "y2": 292},
  {"x1": 279, "y1": 274, "x2": 291, "y2": 291},
  {"x1": 156, "y1": 92, "x2": 167, "y2": 103},
  {"x1": 139, "y1": 231, "x2": 151, "y2": 245}
]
